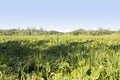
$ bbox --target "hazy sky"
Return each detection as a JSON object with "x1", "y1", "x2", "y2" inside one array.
[{"x1": 0, "y1": 0, "x2": 120, "y2": 32}]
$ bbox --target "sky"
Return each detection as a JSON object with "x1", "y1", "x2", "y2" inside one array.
[{"x1": 0, "y1": 0, "x2": 120, "y2": 32}]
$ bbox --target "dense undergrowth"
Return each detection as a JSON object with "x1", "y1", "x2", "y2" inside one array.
[{"x1": 0, "y1": 35, "x2": 120, "y2": 80}]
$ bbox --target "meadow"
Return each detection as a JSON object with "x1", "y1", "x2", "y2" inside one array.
[{"x1": 0, "y1": 34, "x2": 120, "y2": 80}]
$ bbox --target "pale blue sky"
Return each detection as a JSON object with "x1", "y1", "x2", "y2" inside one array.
[{"x1": 0, "y1": 0, "x2": 120, "y2": 32}]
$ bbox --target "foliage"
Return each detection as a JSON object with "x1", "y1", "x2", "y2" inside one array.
[
  {"x1": 69, "y1": 28, "x2": 113, "y2": 35},
  {"x1": 0, "y1": 27, "x2": 119, "y2": 36},
  {"x1": 0, "y1": 35, "x2": 120, "y2": 80},
  {"x1": 0, "y1": 28, "x2": 63, "y2": 36}
]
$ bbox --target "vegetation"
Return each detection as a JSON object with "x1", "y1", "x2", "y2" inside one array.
[
  {"x1": 0, "y1": 28, "x2": 63, "y2": 36},
  {"x1": 0, "y1": 34, "x2": 120, "y2": 80},
  {"x1": 69, "y1": 28, "x2": 115, "y2": 35},
  {"x1": 0, "y1": 28, "x2": 120, "y2": 36}
]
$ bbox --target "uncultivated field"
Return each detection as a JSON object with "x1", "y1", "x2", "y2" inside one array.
[{"x1": 0, "y1": 34, "x2": 120, "y2": 80}]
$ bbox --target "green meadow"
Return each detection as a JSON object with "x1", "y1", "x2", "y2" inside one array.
[{"x1": 0, "y1": 34, "x2": 120, "y2": 80}]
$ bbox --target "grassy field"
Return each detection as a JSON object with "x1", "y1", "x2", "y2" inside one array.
[{"x1": 0, "y1": 34, "x2": 120, "y2": 80}]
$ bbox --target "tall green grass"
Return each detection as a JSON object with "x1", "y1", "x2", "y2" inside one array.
[{"x1": 0, "y1": 35, "x2": 120, "y2": 80}]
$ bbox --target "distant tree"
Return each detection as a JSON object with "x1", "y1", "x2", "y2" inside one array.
[
  {"x1": 48, "y1": 30, "x2": 63, "y2": 35},
  {"x1": 70, "y1": 29, "x2": 86, "y2": 35}
]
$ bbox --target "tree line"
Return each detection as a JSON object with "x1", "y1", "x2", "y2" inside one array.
[
  {"x1": 69, "y1": 28, "x2": 120, "y2": 35},
  {"x1": 0, "y1": 27, "x2": 63, "y2": 36},
  {"x1": 0, "y1": 27, "x2": 120, "y2": 36}
]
